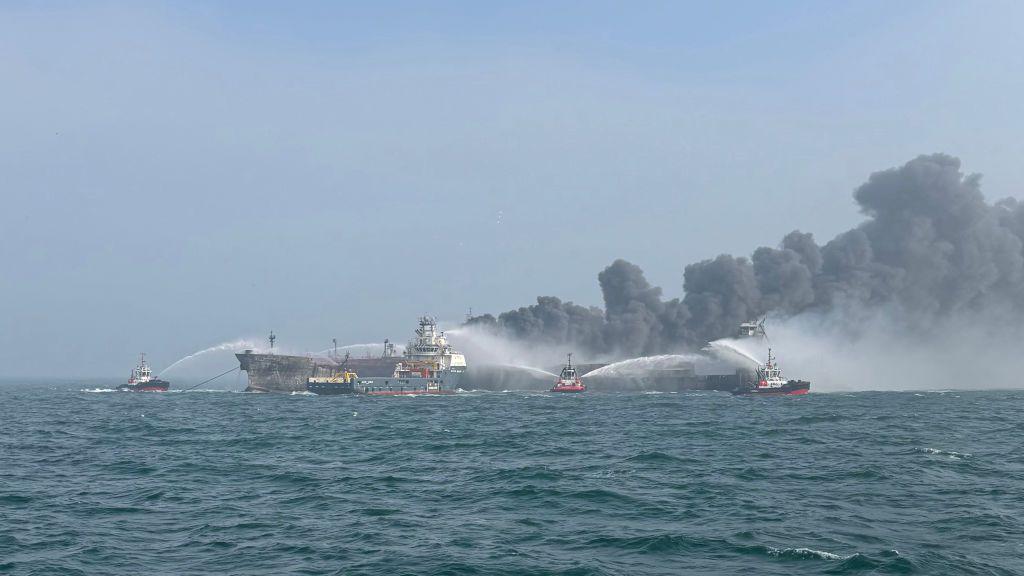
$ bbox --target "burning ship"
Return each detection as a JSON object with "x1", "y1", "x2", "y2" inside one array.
[
  {"x1": 239, "y1": 314, "x2": 807, "y2": 395},
  {"x1": 236, "y1": 330, "x2": 402, "y2": 393},
  {"x1": 239, "y1": 318, "x2": 465, "y2": 393},
  {"x1": 474, "y1": 317, "x2": 809, "y2": 394}
]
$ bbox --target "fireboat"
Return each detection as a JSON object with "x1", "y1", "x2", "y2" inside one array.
[
  {"x1": 550, "y1": 353, "x2": 586, "y2": 393},
  {"x1": 117, "y1": 353, "x2": 171, "y2": 392},
  {"x1": 733, "y1": 348, "x2": 809, "y2": 396}
]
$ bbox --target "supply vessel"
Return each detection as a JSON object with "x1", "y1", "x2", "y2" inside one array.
[
  {"x1": 305, "y1": 317, "x2": 466, "y2": 396},
  {"x1": 550, "y1": 353, "x2": 586, "y2": 393},
  {"x1": 117, "y1": 353, "x2": 170, "y2": 392},
  {"x1": 731, "y1": 348, "x2": 810, "y2": 396}
]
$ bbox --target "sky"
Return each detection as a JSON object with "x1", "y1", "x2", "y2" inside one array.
[{"x1": 2, "y1": 1, "x2": 1024, "y2": 377}]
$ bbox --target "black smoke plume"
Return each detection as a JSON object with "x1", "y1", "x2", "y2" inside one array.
[{"x1": 467, "y1": 154, "x2": 1024, "y2": 356}]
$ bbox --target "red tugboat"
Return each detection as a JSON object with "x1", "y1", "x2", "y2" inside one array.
[
  {"x1": 733, "y1": 348, "x2": 809, "y2": 396},
  {"x1": 550, "y1": 353, "x2": 586, "y2": 393},
  {"x1": 117, "y1": 353, "x2": 171, "y2": 392}
]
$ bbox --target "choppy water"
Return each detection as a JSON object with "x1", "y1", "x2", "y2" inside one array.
[{"x1": 1, "y1": 383, "x2": 1023, "y2": 575}]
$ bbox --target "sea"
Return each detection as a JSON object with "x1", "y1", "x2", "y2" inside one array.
[{"x1": 1, "y1": 383, "x2": 1022, "y2": 575}]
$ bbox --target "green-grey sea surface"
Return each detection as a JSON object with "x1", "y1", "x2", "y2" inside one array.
[{"x1": 1, "y1": 383, "x2": 1022, "y2": 575}]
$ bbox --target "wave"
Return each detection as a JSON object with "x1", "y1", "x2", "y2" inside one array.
[
  {"x1": 783, "y1": 413, "x2": 848, "y2": 425},
  {"x1": 918, "y1": 447, "x2": 972, "y2": 459},
  {"x1": 764, "y1": 546, "x2": 851, "y2": 561},
  {"x1": 624, "y1": 451, "x2": 696, "y2": 465}
]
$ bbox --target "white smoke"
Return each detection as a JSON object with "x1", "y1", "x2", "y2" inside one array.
[
  {"x1": 766, "y1": 308, "x2": 1024, "y2": 392},
  {"x1": 445, "y1": 324, "x2": 577, "y2": 373}
]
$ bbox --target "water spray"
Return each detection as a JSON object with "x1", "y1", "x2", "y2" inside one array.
[{"x1": 160, "y1": 338, "x2": 259, "y2": 375}]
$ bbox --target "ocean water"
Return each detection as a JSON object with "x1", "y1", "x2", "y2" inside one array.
[{"x1": 1, "y1": 384, "x2": 1022, "y2": 575}]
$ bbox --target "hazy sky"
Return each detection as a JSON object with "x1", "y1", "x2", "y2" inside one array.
[{"x1": 3, "y1": 1, "x2": 1023, "y2": 377}]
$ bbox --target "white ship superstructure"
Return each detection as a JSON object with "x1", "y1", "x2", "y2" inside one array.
[
  {"x1": 352, "y1": 317, "x2": 467, "y2": 395},
  {"x1": 399, "y1": 316, "x2": 467, "y2": 373}
]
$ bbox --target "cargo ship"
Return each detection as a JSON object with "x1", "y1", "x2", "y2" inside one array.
[
  {"x1": 550, "y1": 354, "x2": 586, "y2": 393},
  {"x1": 732, "y1": 348, "x2": 810, "y2": 396},
  {"x1": 305, "y1": 317, "x2": 466, "y2": 396},
  {"x1": 237, "y1": 333, "x2": 402, "y2": 393},
  {"x1": 117, "y1": 353, "x2": 170, "y2": 392}
]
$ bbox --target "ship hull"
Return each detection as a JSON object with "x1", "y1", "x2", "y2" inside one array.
[
  {"x1": 356, "y1": 372, "x2": 462, "y2": 395},
  {"x1": 365, "y1": 389, "x2": 455, "y2": 396},
  {"x1": 306, "y1": 381, "x2": 357, "y2": 395},
  {"x1": 550, "y1": 385, "x2": 586, "y2": 393},
  {"x1": 732, "y1": 380, "x2": 810, "y2": 396},
  {"x1": 306, "y1": 372, "x2": 463, "y2": 396},
  {"x1": 116, "y1": 380, "x2": 170, "y2": 392}
]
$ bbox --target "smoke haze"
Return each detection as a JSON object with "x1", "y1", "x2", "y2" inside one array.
[{"x1": 467, "y1": 155, "x2": 1024, "y2": 390}]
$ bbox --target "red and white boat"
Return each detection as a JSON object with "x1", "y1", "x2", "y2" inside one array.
[
  {"x1": 550, "y1": 353, "x2": 586, "y2": 393},
  {"x1": 732, "y1": 348, "x2": 810, "y2": 396}
]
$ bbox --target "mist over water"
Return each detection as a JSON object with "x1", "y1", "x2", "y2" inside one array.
[
  {"x1": 446, "y1": 326, "x2": 582, "y2": 373},
  {"x1": 582, "y1": 354, "x2": 705, "y2": 378},
  {"x1": 463, "y1": 155, "x2": 1024, "y2": 393},
  {"x1": 762, "y1": 312, "x2": 1024, "y2": 392}
]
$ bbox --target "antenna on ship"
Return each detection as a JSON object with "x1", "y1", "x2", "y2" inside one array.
[
  {"x1": 332, "y1": 338, "x2": 337, "y2": 357},
  {"x1": 269, "y1": 330, "x2": 276, "y2": 350},
  {"x1": 567, "y1": 352, "x2": 572, "y2": 369}
]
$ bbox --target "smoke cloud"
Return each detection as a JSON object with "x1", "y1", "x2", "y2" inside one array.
[{"x1": 466, "y1": 154, "x2": 1024, "y2": 385}]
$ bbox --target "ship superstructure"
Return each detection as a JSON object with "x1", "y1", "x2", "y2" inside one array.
[
  {"x1": 737, "y1": 316, "x2": 767, "y2": 339},
  {"x1": 395, "y1": 316, "x2": 466, "y2": 375},
  {"x1": 351, "y1": 317, "x2": 466, "y2": 395}
]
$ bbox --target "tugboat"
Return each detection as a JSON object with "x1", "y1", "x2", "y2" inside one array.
[
  {"x1": 117, "y1": 353, "x2": 170, "y2": 392},
  {"x1": 550, "y1": 353, "x2": 586, "y2": 393},
  {"x1": 732, "y1": 348, "x2": 809, "y2": 396}
]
